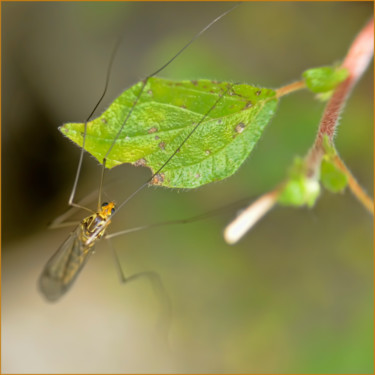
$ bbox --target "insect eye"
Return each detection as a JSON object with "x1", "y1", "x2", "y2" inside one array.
[
  {"x1": 111, "y1": 208, "x2": 115, "y2": 215},
  {"x1": 101, "y1": 202, "x2": 108, "y2": 208}
]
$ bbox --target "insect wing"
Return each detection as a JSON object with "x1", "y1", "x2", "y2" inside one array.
[{"x1": 39, "y1": 227, "x2": 94, "y2": 301}]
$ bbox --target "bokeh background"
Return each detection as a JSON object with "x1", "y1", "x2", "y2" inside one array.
[{"x1": 2, "y1": 1, "x2": 373, "y2": 373}]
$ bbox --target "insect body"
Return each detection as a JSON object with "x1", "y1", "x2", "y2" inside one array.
[
  {"x1": 39, "y1": 202, "x2": 115, "y2": 301},
  {"x1": 38, "y1": 4, "x2": 240, "y2": 302}
]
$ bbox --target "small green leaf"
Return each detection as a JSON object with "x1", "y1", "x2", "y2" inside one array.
[
  {"x1": 320, "y1": 159, "x2": 348, "y2": 193},
  {"x1": 278, "y1": 158, "x2": 320, "y2": 207},
  {"x1": 303, "y1": 66, "x2": 349, "y2": 93},
  {"x1": 320, "y1": 135, "x2": 348, "y2": 193},
  {"x1": 315, "y1": 91, "x2": 333, "y2": 102},
  {"x1": 61, "y1": 77, "x2": 278, "y2": 188},
  {"x1": 322, "y1": 134, "x2": 336, "y2": 158}
]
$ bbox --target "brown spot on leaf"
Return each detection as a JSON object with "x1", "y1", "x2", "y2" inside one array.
[
  {"x1": 151, "y1": 173, "x2": 165, "y2": 185},
  {"x1": 256, "y1": 90, "x2": 262, "y2": 96},
  {"x1": 133, "y1": 158, "x2": 147, "y2": 167},
  {"x1": 148, "y1": 127, "x2": 158, "y2": 134},
  {"x1": 191, "y1": 80, "x2": 198, "y2": 86},
  {"x1": 195, "y1": 174, "x2": 200, "y2": 179},
  {"x1": 235, "y1": 122, "x2": 246, "y2": 133},
  {"x1": 101, "y1": 118, "x2": 107, "y2": 124},
  {"x1": 180, "y1": 104, "x2": 186, "y2": 109},
  {"x1": 159, "y1": 142, "x2": 166, "y2": 150},
  {"x1": 244, "y1": 101, "x2": 253, "y2": 109},
  {"x1": 155, "y1": 135, "x2": 160, "y2": 140},
  {"x1": 205, "y1": 150, "x2": 211, "y2": 155},
  {"x1": 147, "y1": 90, "x2": 153, "y2": 95}
]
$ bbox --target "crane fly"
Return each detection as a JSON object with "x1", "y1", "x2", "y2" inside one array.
[{"x1": 38, "y1": 4, "x2": 240, "y2": 302}]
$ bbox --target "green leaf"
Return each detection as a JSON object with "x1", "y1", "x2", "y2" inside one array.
[
  {"x1": 303, "y1": 66, "x2": 349, "y2": 93},
  {"x1": 60, "y1": 77, "x2": 278, "y2": 188},
  {"x1": 278, "y1": 158, "x2": 320, "y2": 207},
  {"x1": 320, "y1": 135, "x2": 348, "y2": 193},
  {"x1": 315, "y1": 91, "x2": 333, "y2": 102},
  {"x1": 320, "y1": 159, "x2": 348, "y2": 193},
  {"x1": 321, "y1": 134, "x2": 336, "y2": 158}
]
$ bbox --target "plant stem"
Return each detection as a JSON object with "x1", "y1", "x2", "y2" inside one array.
[
  {"x1": 309, "y1": 18, "x2": 374, "y2": 160},
  {"x1": 276, "y1": 80, "x2": 306, "y2": 98},
  {"x1": 224, "y1": 18, "x2": 374, "y2": 242},
  {"x1": 306, "y1": 18, "x2": 374, "y2": 211},
  {"x1": 332, "y1": 155, "x2": 374, "y2": 215},
  {"x1": 224, "y1": 188, "x2": 281, "y2": 244}
]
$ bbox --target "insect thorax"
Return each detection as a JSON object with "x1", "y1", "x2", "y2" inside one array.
[{"x1": 79, "y1": 213, "x2": 111, "y2": 246}]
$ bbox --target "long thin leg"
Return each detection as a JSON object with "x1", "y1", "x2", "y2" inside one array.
[
  {"x1": 105, "y1": 195, "x2": 255, "y2": 240},
  {"x1": 69, "y1": 34, "x2": 124, "y2": 213},
  {"x1": 50, "y1": 188, "x2": 101, "y2": 228},
  {"x1": 106, "y1": 238, "x2": 172, "y2": 346},
  {"x1": 49, "y1": 221, "x2": 80, "y2": 230},
  {"x1": 68, "y1": 122, "x2": 94, "y2": 214}
]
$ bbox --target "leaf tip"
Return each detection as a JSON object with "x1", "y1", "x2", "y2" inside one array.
[{"x1": 59, "y1": 124, "x2": 70, "y2": 137}]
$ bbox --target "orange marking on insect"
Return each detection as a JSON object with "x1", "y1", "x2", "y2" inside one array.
[{"x1": 100, "y1": 202, "x2": 115, "y2": 218}]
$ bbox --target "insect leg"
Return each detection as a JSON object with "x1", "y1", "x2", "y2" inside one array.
[
  {"x1": 50, "y1": 188, "x2": 102, "y2": 228},
  {"x1": 105, "y1": 196, "x2": 255, "y2": 240},
  {"x1": 68, "y1": 35, "x2": 125, "y2": 214},
  {"x1": 106, "y1": 237, "x2": 172, "y2": 344},
  {"x1": 49, "y1": 221, "x2": 80, "y2": 230}
]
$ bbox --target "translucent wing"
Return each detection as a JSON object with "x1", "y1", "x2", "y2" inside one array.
[{"x1": 39, "y1": 226, "x2": 95, "y2": 301}]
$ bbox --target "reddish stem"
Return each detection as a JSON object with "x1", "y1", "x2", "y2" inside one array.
[
  {"x1": 305, "y1": 18, "x2": 374, "y2": 212},
  {"x1": 308, "y1": 18, "x2": 374, "y2": 167}
]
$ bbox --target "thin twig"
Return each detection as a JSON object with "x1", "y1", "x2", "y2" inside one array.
[
  {"x1": 276, "y1": 80, "x2": 306, "y2": 98},
  {"x1": 332, "y1": 154, "x2": 374, "y2": 215},
  {"x1": 224, "y1": 188, "x2": 281, "y2": 245}
]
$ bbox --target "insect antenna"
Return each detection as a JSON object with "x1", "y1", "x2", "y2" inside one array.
[
  {"x1": 67, "y1": 2, "x2": 242, "y2": 214},
  {"x1": 102, "y1": 2, "x2": 242, "y2": 164},
  {"x1": 113, "y1": 84, "x2": 233, "y2": 216},
  {"x1": 101, "y1": 3, "x2": 241, "y2": 213},
  {"x1": 110, "y1": 5, "x2": 242, "y2": 216}
]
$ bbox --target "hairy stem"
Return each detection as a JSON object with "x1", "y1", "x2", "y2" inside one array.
[
  {"x1": 308, "y1": 18, "x2": 374, "y2": 166},
  {"x1": 224, "y1": 18, "x2": 374, "y2": 243},
  {"x1": 306, "y1": 18, "x2": 374, "y2": 210}
]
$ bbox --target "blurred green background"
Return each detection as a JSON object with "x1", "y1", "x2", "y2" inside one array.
[{"x1": 2, "y1": 2, "x2": 373, "y2": 373}]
